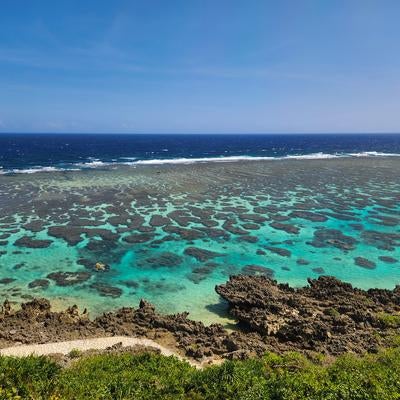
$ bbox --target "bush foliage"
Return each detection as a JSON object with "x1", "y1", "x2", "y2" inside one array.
[{"x1": 0, "y1": 347, "x2": 400, "y2": 399}]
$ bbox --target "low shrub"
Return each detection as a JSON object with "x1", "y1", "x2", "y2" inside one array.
[
  {"x1": 376, "y1": 312, "x2": 400, "y2": 328},
  {"x1": 0, "y1": 347, "x2": 399, "y2": 399}
]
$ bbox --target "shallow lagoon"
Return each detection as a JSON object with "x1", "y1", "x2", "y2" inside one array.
[{"x1": 0, "y1": 158, "x2": 399, "y2": 324}]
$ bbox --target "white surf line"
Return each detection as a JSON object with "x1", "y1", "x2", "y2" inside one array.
[{"x1": 0, "y1": 336, "x2": 201, "y2": 367}]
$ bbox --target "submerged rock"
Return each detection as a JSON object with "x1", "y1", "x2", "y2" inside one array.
[
  {"x1": 162, "y1": 225, "x2": 205, "y2": 240},
  {"x1": 184, "y1": 247, "x2": 224, "y2": 262},
  {"x1": 47, "y1": 271, "x2": 91, "y2": 286},
  {"x1": 47, "y1": 226, "x2": 83, "y2": 246},
  {"x1": 187, "y1": 264, "x2": 218, "y2": 284},
  {"x1": 149, "y1": 215, "x2": 170, "y2": 227},
  {"x1": 265, "y1": 246, "x2": 291, "y2": 257},
  {"x1": 90, "y1": 282, "x2": 123, "y2": 298},
  {"x1": 239, "y1": 235, "x2": 259, "y2": 243},
  {"x1": 308, "y1": 229, "x2": 357, "y2": 251},
  {"x1": 23, "y1": 220, "x2": 46, "y2": 233},
  {"x1": 14, "y1": 236, "x2": 52, "y2": 249},
  {"x1": 119, "y1": 280, "x2": 139, "y2": 289},
  {"x1": 361, "y1": 230, "x2": 400, "y2": 251},
  {"x1": 296, "y1": 258, "x2": 310, "y2": 265},
  {"x1": 354, "y1": 257, "x2": 376, "y2": 269},
  {"x1": 269, "y1": 222, "x2": 300, "y2": 234},
  {"x1": 0, "y1": 278, "x2": 16, "y2": 285},
  {"x1": 28, "y1": 279, "x2": 50, "y2": 289},
  {"x1": 242, "y1": 265, "x2": 274, "y2": 277},
  {"x1": 241, "y1": 223, "x2": 260, "y2": 230},
  {"x1": 222, "y1": 221, "x2": 248, "y2": 235},
  {"x1": 238, "y1": 213, "x2": 268, "y2": 223},
  {"x1": 379, "y1": 256, "x2": 398, "y2": 264},
  {"x1": 123, "y1": 233, "x2": 154, "y2": 244},
  {"x1": 139, "y1": 252, "x2": 183, "y2": 269},
  {"x1": 289, "y1": 210, "x2": 327, "y2": 222}
]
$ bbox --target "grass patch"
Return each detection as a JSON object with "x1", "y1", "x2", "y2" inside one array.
[
  {"x1": 0, "y1": 348, "x2": 400, "y2": 399},
  {"x1": 376, "y1": 312, "x2": 400, "y2": 328},
  {"x1": 67, "y1": 349, "x2": 81, "y2": 359}
]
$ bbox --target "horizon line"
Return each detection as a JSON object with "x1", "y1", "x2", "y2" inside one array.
[{"x1": 1, "y1": 132, "x2": 400, "y2": 135}]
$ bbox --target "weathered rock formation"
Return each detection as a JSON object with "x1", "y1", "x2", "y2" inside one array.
[
  {"x1": 0, "y1": 275, "x2": 399, "y2": 361},
  {"x1": 216, "y1": 275, "x2": 400, "y2": 355}
]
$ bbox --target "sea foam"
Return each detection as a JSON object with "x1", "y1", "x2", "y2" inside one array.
[{"x1": 0, "y1": 152, "x2": 399, "y2": 174}]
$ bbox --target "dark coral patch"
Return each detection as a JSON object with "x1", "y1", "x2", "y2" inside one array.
[
  {"x1": 142, "y1": 280, "x2": 185, "y2": 294},
  {"x1": 238, "y1": 213, "x2": 268, "y2": 223},
  {"x1": 362, "y1": 230, "x2": 400, "y2": 251},
  {"x1": 107, "y1": 215, "x2": 130, "y2": 227},
  {"x1": 265, "y1": 246, "x2": 291, "y2": 257},
  {"x1": 162, "y1": 225, "x2": 205, "y2": 240},
  {"x1": 84, "y1": 229, "x2": 119, "y2": 242},
  {"x1": 119, "y1": 280, "x2": 139, "y2": 288},
  {"x1": 354, "y1": 257, "x2": 376, "y2": 269},
  {"x1": 149, "y1": 215, "x2": 171, "y2": 227},
  {"x1": 139, "y1": 252, "x2": 183, "y2": 269},
  {"x1": 289, "y1": 211, "x2": 327, "y2": 222},
  {"x1": 308, "y1": 229, "x2": 357, "y2": 251},
  {"x1": 123, "y1": 233, "x2": 154, "y2": 243},
  {"x1": 222, "y1": 221, "x2": 248, "y2": 235},
  {"x1": 47, "y1": 271, "x2": 91, "y2": 286},
  {"x1": 184, "y1": 247, "x2": 224, "y2": 262},
  {"x1": 48, "y1": 226, "x2": 82, "y2": 246},
  {"x1": 0, "y1": 278, "x2": 16, "y2": 285},
  {"x1": 89, "y1": 282, "x2": 122, "y2": 298},
  {"x1": 23, "y1": 220, "x2": 46, "y2": 233},
  {"x1": 14, "y1": 236, "x2": 52, "y2": 248},
  {"x1": 85, "y1": 239, "x2": 117, "y2": 252},
  {"x1": 187, "y1": 263, "x2": 218, "y2": 284},
  {"x1": 242, "y1": 265, "x2": 274, "y2": 277},
  {"x1": 269, "y1": 222, "x2": 300, "y2": 234},
  {"x1": 241, "y1": 223, "x2": 260, "y2": 230},
  {"x1": 28, "y1": 279, "x2": 50, "y2": 289},
  {"x1": 297, "y1": 258, "x2": 310, "y2": 265},
  {"x1": 239, "y1": 235, "x2": 259, "y2": 243},
  {"x1": 378, "y1": 256, "x2": 398, "y2": 264}
]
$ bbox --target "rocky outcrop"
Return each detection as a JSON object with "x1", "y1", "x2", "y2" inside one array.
[
  {"x1": 1, "y1": 275, "x2": 399, "y2": 361},
  {"x1": 0, "y1": 296, "x2": 268, "y2": 361},
  {"x1": 216, "y1": 275, "x2": 400, "y2": 355}
]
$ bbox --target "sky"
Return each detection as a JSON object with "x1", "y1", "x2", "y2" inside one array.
[{"x1": 0, "y1": 0, "x2": 399, "y2": 134}]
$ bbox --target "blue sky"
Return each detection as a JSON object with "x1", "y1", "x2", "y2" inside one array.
[{"x1": 0, "y1": 0, "x2": 399, "y2": 133}]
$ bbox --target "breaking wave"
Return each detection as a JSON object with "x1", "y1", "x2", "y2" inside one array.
[{"x1": 1, "y1": 151, "x2": 399, "y2": 175}]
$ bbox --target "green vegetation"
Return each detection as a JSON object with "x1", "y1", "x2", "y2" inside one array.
[
  {"x1": 325, "y1": 307, "x2": 340, "y2": 318},
  {"x1": 67, "y1": 349, "x2": 81, "y2": 359},
  {"x1": 1, "y1": 347, "x2": 400, "y2": 399},
  {"x1": 376, "y1": 312, "x2": 400, "y2": 328}
]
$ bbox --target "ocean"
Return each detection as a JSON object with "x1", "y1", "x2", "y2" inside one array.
[
  {"x1": 1, "y1": 133, "x2": 400, "y2": 173},
  {"x1": 0, "y1": 133, "x2": 399, "y2": 324}
]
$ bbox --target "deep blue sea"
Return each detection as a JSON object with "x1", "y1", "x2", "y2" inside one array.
[{"x1": 1, "y1": 133, "x2": 400, "y2": 173}]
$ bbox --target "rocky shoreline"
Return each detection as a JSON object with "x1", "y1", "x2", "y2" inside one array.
[{"x1": 0, "y1": 275, "x2": 399, "y2": 361}]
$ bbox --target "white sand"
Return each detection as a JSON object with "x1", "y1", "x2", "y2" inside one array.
[{"x1": 0, "y1": 336, "x2": 201, "y2": 367}]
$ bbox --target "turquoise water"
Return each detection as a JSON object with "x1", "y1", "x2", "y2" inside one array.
[{"x1": 0, "y1": 158, "x2": 399, "y2": 324}]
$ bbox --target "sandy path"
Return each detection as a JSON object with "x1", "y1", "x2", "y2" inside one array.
[{"x1": 0, "y1": 336, "x2": 201, "y2": 367}]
